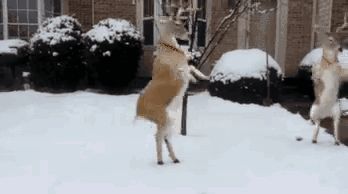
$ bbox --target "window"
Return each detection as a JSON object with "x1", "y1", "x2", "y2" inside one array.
[
  {"x1": 0, "y1": 0, "x2": 61, "y2": 40},
  {"x1": 45, "y1": 0, "x2": 61, "y2": 17},
  {"x1": 143, "y1": 0, "x2": 154, "y2": 45},
  {"x1": 141, "y1": 0, "x2": 207, "y2": 47},
  {"x1": 7, "y1": 0, "x2": 39, "y2": 40}
]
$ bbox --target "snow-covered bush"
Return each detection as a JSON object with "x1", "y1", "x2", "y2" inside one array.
[
  {"x1": 29, "y1": 15, "x2": 85, "y2": 92},
  {"x1": 84, "y1": 18, "x2": 142, "y2": 91},
  {"x1": 208, "y1": 49, "x2": 283, "y2": 104},
  {"x1": 0, "y1": 39, "x2": 30, "y2": 90}
]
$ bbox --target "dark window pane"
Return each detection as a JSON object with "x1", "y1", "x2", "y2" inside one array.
[
  {"x1": 197, "y1": 0, "x2": 206, "y2": 18},
  {"x1": 45, "y1": 0, "x2": 53, "y2": 12},
  {"x1": 144, "y1": 0, "x2": 154, "y2": 17},
  {"x1": 143, "y1": 20, "x2": 153, "y2": 45},
  {"x1": 29, "y1": 25, "x2": 38, "y2": 36},
  {"x1": 8, "y1": 0, "x2": 18, "y2": 9},
  {"x1": 8, "y1": 25, "x2": 19, "y2": 38},
  {"x1": 19, "y1": 25, "x2": 28, "y2": 39},
  {"x1": 18, "y1": 10, "x2": 28, "y2": 23},
  {"x1": 18, "y1": 0, "x2": 28, "y2": 9},
  {"x1": 197, "y1": 21, "x2": 206, "y2": 47},
  {"x1": 29, "y1": 11, "x2": 38, "y2": 23},
  {"x1": 0, "y1": 25, "x2": 3, "y2": 39},
  {"x1": 8, "y1": 10, "x2": 18, "y2": 23},
  {"x1": 29, "y1": 0, "x2": 37, "y2": 9},
  {"x1": 54, "y1": 0, "x2": 61, "y2": 14}
]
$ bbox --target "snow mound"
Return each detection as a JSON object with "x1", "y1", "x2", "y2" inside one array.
[
  {"x1": 300, "y1": 48, "x2": 348, "y2": 68},
  {"x1": 210, "y1": 49, "x2": 283, "y2": 83},
  {"x1": 0, "y1": 39, "x2": 29, "y2": 55},
  {"x1": 30, "y1": 15, "x2": 82, "y2": 46},
  {"x1": 84, "y1": 18, "x2": 141, "y2": 44}
]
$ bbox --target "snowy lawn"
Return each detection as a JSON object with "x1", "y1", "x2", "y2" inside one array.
[{"x1": 0, "y1": 91, "x2": 348, "y2": 194}]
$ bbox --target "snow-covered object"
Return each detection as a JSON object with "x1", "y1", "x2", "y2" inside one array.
[
  {"x1": 84, "y1": 18, "x2": 141, "y2": 46},
  {"x1": 30, "y1": 15, "x2": 82, "y2": 46},
  {"x1": 300, "y1": 48, "x2": 348, "y2": 68},
  {"x1": 1, "y1": 91, "x2": 348, "y2": 194},
  {"x1": 84, "y1": 18, "x2": 142, "y2": 90},
  {"x1": 300, "y1": 48, "x2": 322, "y2": 67},
  {"x1": 29, "y1": 15, "x2": 85, "y2": 91},
  {"x1": 0, "y1": 39, "x2": 28, "y2": 55},
  {"x1": 210, "y1": 49, "x2": 283, "y2": 84}
]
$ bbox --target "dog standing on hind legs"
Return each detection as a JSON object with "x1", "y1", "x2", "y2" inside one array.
[
  {"x1": 136, "y1": 6, "x2": 207, "y2": 165},
  {"x1": 310, "y1": 35, "x2": 343, "y2": 145}
]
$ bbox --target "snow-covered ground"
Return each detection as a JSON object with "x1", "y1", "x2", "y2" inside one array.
[{"x1": 0, "y1": 91, "x2": 347, "y2": 194}]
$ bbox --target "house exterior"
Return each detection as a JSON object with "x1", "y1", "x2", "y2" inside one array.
[
  {"x1": 1, "y1": 0, "x2": 347, "y2": 78},
  {"x1": 0, "y1": 0, "x2": 63, "y2": 40}
]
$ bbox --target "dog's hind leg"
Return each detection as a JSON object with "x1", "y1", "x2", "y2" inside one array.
[
  {"x1": 156, "y1": 131, "x2": 165, "y2": 165},
  {"x1": 333, "y1": 118, "x2": 340, "y2": 145},
  {"x1": 333, "y1": 104, "x2": 341, "y2": 145},
  {"x1": 164, "y1": 137, "x2": 180, "y2": 163},
  {"x1": 312, "y1": 120, "x2": 321, "y2": 144}
]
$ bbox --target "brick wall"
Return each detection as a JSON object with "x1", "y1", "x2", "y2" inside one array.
[
  {"x1": 313, "y1": 0, "x2": 332, "y2": 47},
  {"x1": 248, "y1": 0, "x2": 277, "y2": 56},
  {"x1": 203, "y1": 0, "x2": 238, "y2": 74},
  {"x1": 285, "y1": 0, "x2": 313, "y2": 76},
  {"x1": 94, "y1": 0, "x2": 137, "y2": 25},
  {"x1": 68, "y1": 0, "x2": 93, "y2": 30},
  {"x1": 67, "y1": 0, "x2": 136, "y2": 31},
  {"x1": 331, "y1": 0, "x2": 348, "y2": 32}
]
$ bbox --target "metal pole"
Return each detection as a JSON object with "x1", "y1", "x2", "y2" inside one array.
[
  {"x1": 263, "y1": 22, "x2": 272, "y2": 106},
  {"x1": 181, "y1": 92, "x2": 188, "y2": 136}
]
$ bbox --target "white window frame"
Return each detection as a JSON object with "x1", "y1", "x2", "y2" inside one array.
[
  {"x1": 137, "y1": 0, "x2": 208, "y2": 48},
  {"x1": 1, "y1": 0, "x2": 62, "y2": 40},
  {"x1": 137, "y1": 0, "x2": 161, "y2": 47}
]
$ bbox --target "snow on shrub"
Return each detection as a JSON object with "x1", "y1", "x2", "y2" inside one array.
[
  {"x1": 0, "y1": 39, "x2": 29, "y2": 55},
  {"x1": 208, "y1": 49, "x2": 283, "y2": 104},
  {"x1": 300, "y1": 47, "x2": 348, "y2": 68},
  {"x1": 29, "y1": 15, "x2": 85, "y2": 92},
  {"x1": 84, "y1": 18, "x2": 142, "y2": 91},
  {"x1": 0, "y1": 39, "x2": 30, "y2": 90}
]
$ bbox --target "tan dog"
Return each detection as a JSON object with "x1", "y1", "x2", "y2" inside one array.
[
  {"x1": 136, "y1": 8, "x2": 193, "y2": 165},
  {"x1": 310, "y1": 36, "x2": 342, "y2": 145}
]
